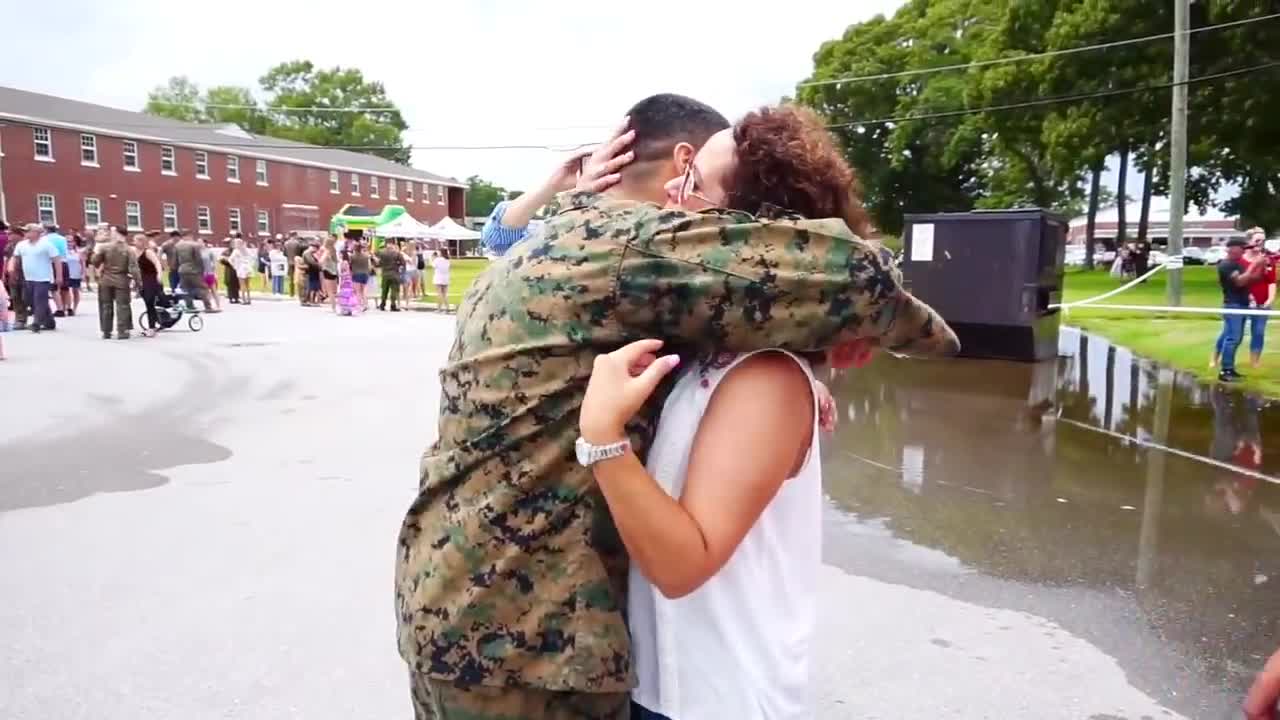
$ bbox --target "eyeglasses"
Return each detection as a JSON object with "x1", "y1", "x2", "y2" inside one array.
[{"x1": 677, "y1": 162, "x2": 718, "y2": 206}]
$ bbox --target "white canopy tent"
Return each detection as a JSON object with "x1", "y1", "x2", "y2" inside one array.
[
  {"x1": 427, "y1": 217, "x2": 481, "y2": 241},
  {"x1": 428, "y1": 217, "x2": 483, "y2": 256},
  {"x1": 374, "y1": 213, "x2": 435, "y2": 239}
]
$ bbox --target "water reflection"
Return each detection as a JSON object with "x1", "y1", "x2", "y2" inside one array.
[{"x1": 822, "y1": 327, "x2": 1280, "y2": 708}]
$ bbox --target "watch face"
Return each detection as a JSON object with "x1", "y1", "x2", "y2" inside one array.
[{"x1": 575, "y1": 438, "x2": 590, "y2": 466}]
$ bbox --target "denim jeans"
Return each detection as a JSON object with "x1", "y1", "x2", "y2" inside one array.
[
  {"x1": 1218, "y1": 302, "x2": 1248, "y2": 371},
  {"x1": 24, "y1": 280, "x2": 52, "y2": 330},
  {"x1": 1249, "y1": 313, "x2": 1268, "y2": 355},
  {"x1": 1215, "y1": 306, "x2": 1269, "y2": 359},
  {"x1": 271, "y1": 276, "x2": 285, "y2": 295}
]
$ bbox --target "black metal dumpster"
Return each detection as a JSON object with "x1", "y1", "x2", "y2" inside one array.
[{"x1": 901, "y1": 209, "x2": 1066, "y2": 362}]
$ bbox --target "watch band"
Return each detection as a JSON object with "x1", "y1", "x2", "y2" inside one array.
[{"x1": 576, "y1": 437, "x2": 631, "y2": 467}]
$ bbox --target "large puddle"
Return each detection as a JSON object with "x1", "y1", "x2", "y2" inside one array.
[{"x1": 822, "y1": 326, "x2": 1280, "y2": 713}]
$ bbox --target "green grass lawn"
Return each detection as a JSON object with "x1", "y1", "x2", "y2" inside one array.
[
  {"x1": 1062, "y1": 266, "x2": 1280, "y2": 396},
  {"x1": 236, "y1": 257, "x2": 490, "y2": 306}
]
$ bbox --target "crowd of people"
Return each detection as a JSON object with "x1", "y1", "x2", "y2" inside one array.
[{"x1": 0, "y1": 223, "x2": 457, "y2": 357}]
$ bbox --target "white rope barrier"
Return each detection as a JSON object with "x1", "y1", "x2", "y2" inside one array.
[
  {"x1": 1061, "y1": 303, "x2": 1280, "y2": 317},
  {"x1": 1052, "y1": 260, "x2": 1169, "y2": 309},
  {"x1": 1052, "y1": 256, "x2": 1280, "y2": 317}
]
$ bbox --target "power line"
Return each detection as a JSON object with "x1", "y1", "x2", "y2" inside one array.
[
  {"x1": 824, "y1": 59, "x2": 1280, "y2": 129},
  {"x1": 799, "y1": 11, "x2": 1280, "y2": 89}
]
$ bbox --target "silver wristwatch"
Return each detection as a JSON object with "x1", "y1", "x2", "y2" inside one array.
[{"x1": 575, "y1": 436, "x2": 631, "y2": 467}]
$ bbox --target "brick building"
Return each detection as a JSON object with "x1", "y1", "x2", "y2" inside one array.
[{"x1": 0, "y1": 86, "x2": 466, "y2": 239}]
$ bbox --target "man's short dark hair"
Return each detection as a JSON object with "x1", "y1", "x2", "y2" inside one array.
[{"x1": 625, "y1": 93, "x2": 729, "y2": 165}]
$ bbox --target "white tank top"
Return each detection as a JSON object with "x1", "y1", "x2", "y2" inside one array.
[{"x1": 629, "y1": 349, "x2": 822, "y2": 720}]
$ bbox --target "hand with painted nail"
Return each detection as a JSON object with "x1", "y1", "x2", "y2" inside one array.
[
  {"x1": 581, "y1": 339, "x2": 680, "y2": 444},
  {"x1": 577, "y1": 117, "x2": 637, "y2": 194}
]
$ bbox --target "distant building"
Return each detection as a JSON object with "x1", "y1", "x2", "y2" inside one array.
[
  {"x1": 0, "y1": 86, "x2": 466, "y2": 238},
  {"x1": 1067, "y1": 197, "x2": 1244, "y2": 247}
]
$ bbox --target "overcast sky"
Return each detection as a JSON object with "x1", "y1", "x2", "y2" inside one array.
[{"x1": 0, "y1": 0, "x2": 904, "y2": 192}]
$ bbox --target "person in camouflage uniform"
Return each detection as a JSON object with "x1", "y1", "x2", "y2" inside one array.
[
  {"x1": 395, "y1": 98, "x2": 960, "y2": 720},
  {"x1": 91, "y1": 225, "x2": 142, "y2": 340},
  {"x1": 375, "y1": 240, "x2": 406, "y2": 311}
]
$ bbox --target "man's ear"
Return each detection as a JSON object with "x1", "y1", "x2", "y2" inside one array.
[{"x1": 671, "y1": 142, "x2": 697, "y2": 175}]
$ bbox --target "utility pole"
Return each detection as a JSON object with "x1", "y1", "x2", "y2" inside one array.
[{"x1": 1166, "y1": 0, "x2": 1191, "y2": 306}]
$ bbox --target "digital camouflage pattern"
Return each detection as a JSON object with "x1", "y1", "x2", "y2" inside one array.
[
  {"x1": 409, "y1": 673, "x2": 628, "y2": 720},
  {"x1": 395, "y1": 190, "x2": 958, "y2": 693}
]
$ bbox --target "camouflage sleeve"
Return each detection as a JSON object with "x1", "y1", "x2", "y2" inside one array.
[{"x1": 614, "y1": 212, "x2": 959, "y2": 357}]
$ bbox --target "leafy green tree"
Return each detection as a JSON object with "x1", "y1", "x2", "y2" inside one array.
[
  {"x1": 142, "y1": 62, "x2": 411, "y2": 164},
  {"x1": 798, "y1": 2, "x2": 990, "y2": 236},
  {"x1": 258, "y1": 61, "x2": 410, "y2": 164},
  {"x1": 144, "y1": 76, "x2": 205, "y2": 123},
  {"x1": 465, "y1": 176, "x2": 508, "y2": 217},
  {"x1": 204, "y1": 85, "x2": 271, "y2": 134}
]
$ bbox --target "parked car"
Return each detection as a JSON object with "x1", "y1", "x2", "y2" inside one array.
[
  {"x1": 1204, "y1": 245, "x2": 1228, "y2": 265},
  {"x1": 1064, "y1": 247, "x2": 1086, "y2": 266},
  {"x1": 1149, "y1": 250, "x2": 1169, "y2": 266},
  {"x1": 1181, "y1": 247, "x2": 1206, "y2": 265}
]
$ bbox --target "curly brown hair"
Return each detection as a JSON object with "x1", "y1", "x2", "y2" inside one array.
[{"x1": 725, "y1": 105, "x2": 871, "y2": 238}]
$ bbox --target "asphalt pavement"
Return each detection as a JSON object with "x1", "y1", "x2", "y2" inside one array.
[{"x1": 0, "y1": 300, "x2": 1190, "y2": 719}]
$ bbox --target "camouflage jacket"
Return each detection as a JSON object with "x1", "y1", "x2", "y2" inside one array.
[
  {"x1": 92, "y1": 241, "x2": 141, "y2": 289},
  {"x1": 395, "y1": 191, "x2": 957, "y2": 693}
]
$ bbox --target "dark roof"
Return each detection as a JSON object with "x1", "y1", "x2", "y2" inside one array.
[{"x1": 0, "y1": 85, "x2": 463, "y2": 187}]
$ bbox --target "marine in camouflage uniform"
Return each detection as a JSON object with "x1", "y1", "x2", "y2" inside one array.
[
  {"x1": 91, "y1": 233, "x2": 142, "y2": 339},
  {"x1": 395, "y1": 190, "x2": 959, "y2": 719},
  {"x1": 376, "y1": 242, "x2": 405, "y2": 311}
]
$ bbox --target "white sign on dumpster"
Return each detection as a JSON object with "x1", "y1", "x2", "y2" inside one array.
[{"x1": 911, "y1": 223, "x2": 935, "y2": 262}]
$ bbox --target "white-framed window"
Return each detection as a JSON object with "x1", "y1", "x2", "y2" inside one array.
[
  {"x1": 227, "y1": 155, "x2": 240, "y2": 182},
  {"x1": 329, "y1": 170, "x2": 340, "y2": 194},
  {"x1": 421, "y1": 182, "x2": 428, "y2": 200},
  {"x1": 122, "y1": 140, "x2": 139, "y2": 170},
  {"x1": 228, "y1": 208, "x2": 242, "y2": 233},
  {"x1": 406, "y1": 182, "x2": 414, "y2": 202},
  {"x1": 83, "y1": 197, "x2": 101, "y2": 226},
  {"x1": 126, "y1": 201, "x2": 142, "y2": 230},
  {"x1": 33, "y1": 127, "x2": 52, "y2": 160},
  {"x1": 194, "y1": 151, "x2": 209, "y2": 178},
  {"x1": 37, "y1": 194, "x2": 56, "y2": 224},
  {"x1": 197, "y1": 206, "x2": 212, "y2": 234},
  {"x1": 436, "y1": 184, "x2": 445, "y2": 205},
  {"x1": 370, "y1": 177, "x2": 380, "y2": 198},
  {"x1": 256, "y1": 209, "x2": 270, "y2": 235},
  {"x1": 80, "y1": 134, "x2": 98, "y2": 166},
  {"x1": 255, "y1": 159, "x2": 268, "y2": 185},
  {"x1": 389, "y1": 178, "x2": 398, "y2": 200},
  {"x1": 161, "y1": 145, "x2": 176, "y2": 174},
  {"x1": 350, "y1": 172, "x2": 360, "y2": 196},
  {"x1": 162, "y1": 203, "x2": 178, "y2": 231}
]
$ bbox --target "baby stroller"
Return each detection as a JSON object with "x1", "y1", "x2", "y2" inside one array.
[{"x1": 139, "y1": 288, "x2": 204, "y2": 332}]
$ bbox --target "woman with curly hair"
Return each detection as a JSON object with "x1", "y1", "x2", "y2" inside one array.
[{"x1": 580, "y1": 104, "x2": 875, "y2": 720}]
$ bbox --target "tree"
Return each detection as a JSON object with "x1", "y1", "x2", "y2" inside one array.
[
  {"x1": 204, "y1": 85, "x2": 271, "y2": 134},
  {"x1": 144, "y1": 76, "x2": 205, "y2": 123},
  {"x1": 143, "y1": 61, "x2": 411, "y2": 164},
  {"x1": 465, "y1": 176, "x2": 508, "y2": 218},
  {"x1": 798, "y1": 1, "x2": 990, "y2": 236},
  {"x1": 258, "y1": 61, "x2": 410, "y2": 164}
]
